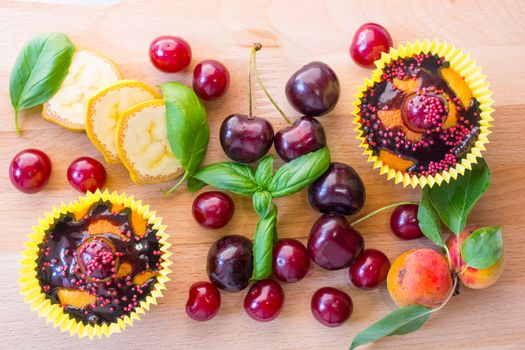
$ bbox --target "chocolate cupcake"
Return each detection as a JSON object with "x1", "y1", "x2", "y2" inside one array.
[
  {"x1": 353, "y1": 40, "x2": 493, "y2": 188},
  {"x1": 19, "y1": 190, "x2": 172, "y2": 338}
]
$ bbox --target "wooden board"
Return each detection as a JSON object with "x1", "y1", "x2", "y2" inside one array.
[{"x1": 1, "y1": 0, "x2": 524, "y2": 349}]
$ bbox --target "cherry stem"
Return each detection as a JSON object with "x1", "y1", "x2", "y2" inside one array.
[
  {"x1": 252, "y1": 43, "x2": 292, "y2": 124},
  {"x1": 350, "y1": 201, "x2": 418, "y2": 226},
  {"x1": 248, "y1": 45, "x2": 257, "y2": 118},
  {"x1": 161, "y1": 170, "x2": 189, "y2": 195}
]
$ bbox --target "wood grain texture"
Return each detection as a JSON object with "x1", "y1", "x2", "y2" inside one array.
[{"x1": 1, "y1": 0, "x2": 525, "y2": 349}]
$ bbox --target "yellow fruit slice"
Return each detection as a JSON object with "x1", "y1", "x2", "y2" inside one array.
[
  {"x1": 133, "y1": 271, "x2": 158, "y2": 285},
  {"x1": 43, "y1": 49, "x2": 121, "y2": 131},
  {"x1": 440, "y1": 67, "x2": 472, "y2": 108},
  {"x1": 57, "y1": 288, "x2": 96, "y2": 308},
  {"x1": 116, "y1": 99, "x2": 183, "y2": 184},
  {"x1": 86, "y1": 80, "x2": 161, "y2": 163}
]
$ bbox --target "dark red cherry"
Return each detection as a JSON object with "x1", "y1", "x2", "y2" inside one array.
[
  {"x1": 76, "y1": 237, "x2": 119, "y2": 281},
  {"x1": 311, "y1": 287, "x2": 353, "y2": 327},
  {"x1": 219, "y1": 114, "x2": 274, "y2": 163},
  {"x1": 207, "y1": 235, "x2": 253, "y2": 291},
  {"x1": 273, "y1": 239, "x2": 310, "y2": 283},
  {"x1": 193, "y1": 59, "x2": 230, "y2": 100},
  {"x1": 349, "y1": 249, "x2": 390, "y2": 290},
  {"x1": 244, "y1": 279, "x2": 284, "y2": 322},
  {"x1": 149, "y1": 35, "x2": 192, "y2": 73},
  {"x1": 401, "y1": 92, "x2": 447, "y2": 133},
  {"x1": 9, "y1": 149, "x2": 52, "y2": 194},
  {"x1": 308, "y1": 162, "x2": 365, "y2": 215},
  {"x1": 192, "y1": 191, "x2": 234, "y2": 229},
  {"x1": 285, "y1": 62, "x2": 340, "y2": 117},
  {"x1": 390, "y1": 204, "x2": 424, "y2": 240},
  {"x1": 274, "y1": 116, "x2": 326, "y2": 162},
  {"x1": 186, "y1": 281, "x2": 221, "y2": 321},
  {"x1": 307, "y1": 214, "x2": 364, "y2": 270},
  {"x1": 67, "y1": 157, "x2": 107, "y2": 193},
  {"x1": 349, "y1": 23, "x2": 393, "y2": 68}
]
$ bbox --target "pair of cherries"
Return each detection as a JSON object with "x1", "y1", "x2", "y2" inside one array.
[
  {"x1": 149, "y1": 36, "x2": 229, "y2": 101},
  {"x1": 9, "y1": 149, "x2": 106, "y2": 194}
]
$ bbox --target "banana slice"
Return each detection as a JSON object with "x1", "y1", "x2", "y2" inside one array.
[
  {"x1": 116, "y1": 99, "x2": 183, "y2": 184},
  {"x1": 43, "y1": 49, "x2": 121, "y2": 131},
  {"x1": 86, "y1": 80, "x2": 161, "y2": 163}
]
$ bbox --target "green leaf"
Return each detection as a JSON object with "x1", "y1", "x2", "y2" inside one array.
[
  {"x1": 251, "y1": 204, "x2": 277, "y2": 280},
  {"x1": 186, "y1": 176, "x2": 206, "y2": 193},
  {"x1": 349, "y1": 305, "x2": 432, "y2": 350},
  {"x1": 268, "y1": 147, "x2": 330, "y2": 198},
  {"x1": 253, "y1": 191, "x2": 273, "y2": 219},
  {"x1": 461, "y1": 226, "x2": 503, "y2": 269},
  {"x1": 9, "y1": 32, "x2": 75, "y2": 133},
  {"x1": 193, "y1": 162, "x2": 258, "y2": 196},
  {"x1": 426, "y1": 159, "x2": 491, "y2": 234},
  {"x1": 417, "y1": 193, "x2": 445, "y2": 247},
  {"x1": 161, "y1": 82, "x2": 209, "y2": 180},
  {"x1": 255, "y1": 155, "x2": 274, "y2": 188}
]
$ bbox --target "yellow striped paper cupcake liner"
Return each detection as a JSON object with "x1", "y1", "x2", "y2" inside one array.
[
  {"x1": 18, "y1": 189, "x2": 172, "y2": 338},
  {"x1": 352, "y1": 40, "x2": 494, "y2": 188}
]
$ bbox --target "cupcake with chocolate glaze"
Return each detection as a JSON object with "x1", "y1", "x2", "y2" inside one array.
[
  {"x1": 19, "y1": 190, "x2": 172, "y2": 338},
  {"x1": 353, "y1": 40, "x2": 493, "y2": 188}
]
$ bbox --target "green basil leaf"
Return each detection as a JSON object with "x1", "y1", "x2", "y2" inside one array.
[
  {"x1": 349, "y1": 305, "x2": 432, "y2": 350},
  {"x1": 186, "y1": 176, "x2": 206, "y2": 193},
  {"x1": 426, "y1": 159, "x2": 491, "y2": 234},
  {"x1": 251, "y1": 204, "x2": 277, "y2": 280},
  {"x1": 253, "y1": 191, "x2": 273, "y2": 219},
  {"x1": 461, "y1": 226, "x2": 503, "y2": 269},
  {"x1": 10, "y1": 32, "x2": 75, "y2": 133},
  {"x1": 255, "y1": 155, "x2": 274, "y2": 189},
  {"x1": 417, "y1": 194, "x2": 445, "y2": 247},
  {"x1": 161, "y1": 82, "x2": 209, "y2": 180},
  {"x1": 268, "y1": 147, "x2": 330, "y2": 198},
  {"x1": 193, "y1": 162, "x2": 258, "y2": 196}
]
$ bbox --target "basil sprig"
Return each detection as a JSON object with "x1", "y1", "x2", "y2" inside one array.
[
  {"x1": 193, "y1": 146, "x2": 330, "y2": 279},
  {"x1": 10, "y1": 32, "x2": 75, "y2": 134},
  {"x1": 161, "y1": 82, "x2": 209, "y2": 193}
]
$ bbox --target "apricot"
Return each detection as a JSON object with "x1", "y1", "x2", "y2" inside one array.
[
  {"x1": 57, "y1": 288, "x2": 96, "y2": 308},
  {"x1": 387, "y1": 249, "x2": 453, "y2": 308},
  {"x1": 446, "y1": 226, "x2": 505, "y2": 289}
]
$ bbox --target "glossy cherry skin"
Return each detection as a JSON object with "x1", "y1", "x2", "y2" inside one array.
[
  {"x1": 285, "y1": 62, "x2": 340, "y2": 116},
  {"x1": 67, "y1": 157, "x2": 107, "y2": 193},
  {"x1": 244, "y1": 279, "x2": 284, "y2": 322},
  {"x1": 192, "y1": 191, "x2": 234, "y2": 229},
  {"x1": 220, "y1": 114, "x2": 274, "y2": 163},
  {"x1": 274, "y1": 116, "x2": 326, "y2": 162},
  {"x1": 273, "y1": 239, "x2": 310, "y2": 283},
  {"x1": 193, "y1": 59, "x2": 230, "y2": 100},
  {"x1": 390, "y1": 204, "x2": 424, "y2": 240},
  {"x1": 311, "y1": 287, "x2": 353, "y2": 327},
  {"x1": 308, "y1": 162, "x2": 365, "y2": 215},
  {"x1": 149, "y1": 35, "x2": 192, "y2": 73},
  {"x1": 349, "y1": 249, "x2": 390, "y2": 290},
  {"x1": 9, "y1": 149, "x2": 52, "y2": 194},
  {"x1": 186, "y1": 281, "x2": 221, "y2": 321},
  {"x1": 207, "y1": 235, "x2": 253, "y2": 291},
  {"x1": 349, "y1": 23, "x2": 393, "y2": 68},
  {"x1": 308, "y1": 214, "x2": 364, "y2": 270}
]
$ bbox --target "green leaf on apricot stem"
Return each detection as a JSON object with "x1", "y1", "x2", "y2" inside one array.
[
  {"x1": 349, "y1": 305, "x2": 432, "y2": 350},
  {"x1": 417, "y1": 193, "x2": 445, "y2": 248},
  {"x1": 425, "y1": 159, "x2": 491, "y2": 235},
  {"x1": 461, "y1": 226, "x2": 503, "y2": 269}
]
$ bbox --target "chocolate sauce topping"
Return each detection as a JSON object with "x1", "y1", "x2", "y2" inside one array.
[
  {"x1": 358, "y1": 54, "x2": 481, "y2": 176},
  {"x1": 36, "y1": 201, "x2": 162, "y2": 325}
]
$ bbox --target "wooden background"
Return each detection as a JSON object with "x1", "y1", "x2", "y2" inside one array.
[{"x1": 1, "y1": 0, "x2": 524, "y2": 349}]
